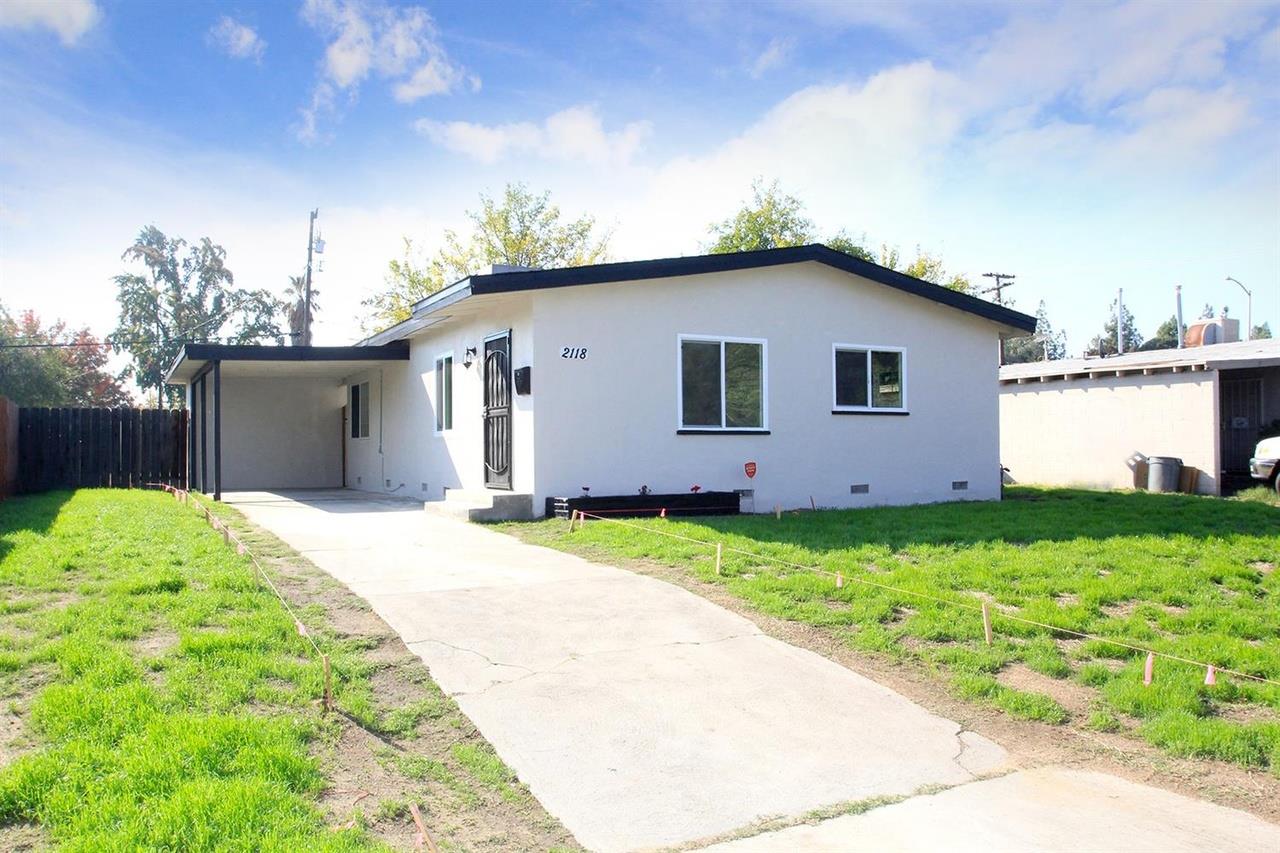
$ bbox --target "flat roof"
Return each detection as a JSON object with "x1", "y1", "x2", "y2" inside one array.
[
  {"x1": 360, "y1": 244, "x2": 1037, "y2": 346},
  {"x1": 999, "y1": 338, "x2": 1280, "y2": 385},
  {"x1": 164, "y1": 342, "x2": 410, "y2": 384}
]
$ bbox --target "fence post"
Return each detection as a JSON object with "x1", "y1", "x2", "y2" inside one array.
[
  {"x1": 715, "y1": 542, "x2": 723, "y2": 575},
  {"x1": 981, "y1": 602, "x2": 993, "y2": 645}
]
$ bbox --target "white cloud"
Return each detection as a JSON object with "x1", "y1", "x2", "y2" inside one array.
[
  {"x1": 749, "y1": 36, "x2": 793, "y2": 78},
  {"x1": 0, "y1": 0, "x2": 99, "y2": 45},
  {"x1": 416, "y1": 105, "x2": 652, "y2": 167},
  {"x1": 297, "y1": 0, "x2": 472, "y2": 139},
  {"x1": 208, "y1": 16, "x2": 266, "y2": 62}
]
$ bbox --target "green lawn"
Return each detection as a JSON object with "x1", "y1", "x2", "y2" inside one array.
[
  {"x1": 0, "y1": 490, "x2": 575, "y2": 851},
  {"x1": 502, "y1": 488, "x2": 1280, "y2": 774}
]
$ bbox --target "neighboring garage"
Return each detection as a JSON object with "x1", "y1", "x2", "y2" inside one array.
[
  {"x1": 164, "y1": 343, "x2": 409, "y2": 497},
  {"x1": 999, "y1": 338, "x2": 1280, "y2": 495}
]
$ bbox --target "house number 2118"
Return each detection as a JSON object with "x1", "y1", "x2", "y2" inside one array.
[{"x1": 561, "y1": 347, "x2": 588, "y2": 359}]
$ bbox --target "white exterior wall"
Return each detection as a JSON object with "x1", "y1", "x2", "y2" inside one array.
[
  {"x1": 528, "y1": 262, "x2": 1005, "y2": 512},
  {"x1": 998, "y1": 372, "x2": 1219, "y2": 494},
  {"x1": 213, "y1": 375, "x2": 344, "y2": 490},
  {"x1": 343, "y1": 298, "x2": 535, "y2": 498}
]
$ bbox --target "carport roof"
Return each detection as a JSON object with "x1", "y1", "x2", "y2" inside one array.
[
  {"x1": 999, "y1": 338, "x2": 1280, "y2": 384},
  {"x1": 164, "y1": 342, "x2": 409, "y2": 385}
]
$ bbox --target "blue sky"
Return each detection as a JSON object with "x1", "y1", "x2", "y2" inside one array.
[{"x1": 2, "y1": 0, "x2": 1278, "y2": 360}]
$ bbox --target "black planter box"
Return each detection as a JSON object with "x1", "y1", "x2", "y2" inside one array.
[{"x1": 546, "y1": 491, "x2": 740, "y2": 519}]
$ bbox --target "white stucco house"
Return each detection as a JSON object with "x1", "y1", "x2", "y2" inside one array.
[
  {"x1": 165, "y1": 245, "x2": 1036, "y2": 518},
  {"x1": 999, "y1": 338, "x2": 1280, "y2": 495}
]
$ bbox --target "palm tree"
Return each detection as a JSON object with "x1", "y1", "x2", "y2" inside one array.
[{"x1": 285, "y1": 275, "x2": 319, "y2": 346}]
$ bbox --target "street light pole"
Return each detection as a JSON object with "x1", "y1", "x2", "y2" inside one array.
[
  {"x1": 1226, "y1": 276, "x2": 1251, "y2": 341},
  {"x1": 304, "y1": 209, "x2": 318, "y2": 346}
]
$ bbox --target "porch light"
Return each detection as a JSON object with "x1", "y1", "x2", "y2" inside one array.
[{"x1": 463, "y1": 346, "x2": 477, "y2": 368}]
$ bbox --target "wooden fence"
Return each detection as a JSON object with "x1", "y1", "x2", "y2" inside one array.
[{"x1": 16, "y1": 407, "x2": 188, "y2": 493}]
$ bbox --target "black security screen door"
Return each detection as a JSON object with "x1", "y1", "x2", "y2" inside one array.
[{"x1": 483, "y1": 331, "x2": 513, "y2": 489}]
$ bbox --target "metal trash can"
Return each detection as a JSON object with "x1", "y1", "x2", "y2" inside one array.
[{"x1": 1147, "y1": 456, "x2": 1183, "y2": 493}]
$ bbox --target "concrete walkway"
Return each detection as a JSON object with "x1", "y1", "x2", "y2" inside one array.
[{"x1": 226, "y1": 490, "x2": 1280, "y2": 853}]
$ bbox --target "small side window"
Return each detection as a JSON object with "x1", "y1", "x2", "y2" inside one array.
[
  {"x1": 350, "y1": 381, "x2": 370, "y2": 438},
  {"x1": 434, "y1": 355, "x2": 453, "y2": 432}
]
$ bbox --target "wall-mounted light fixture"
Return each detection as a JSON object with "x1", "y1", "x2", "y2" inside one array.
[{"x1": 463, "y1": 346, "x2": 477, "y2": 368}]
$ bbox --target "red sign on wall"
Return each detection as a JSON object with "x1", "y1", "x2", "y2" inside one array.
[{"x1": 744, "y1": 461, "x2": 757, "y2": 479}]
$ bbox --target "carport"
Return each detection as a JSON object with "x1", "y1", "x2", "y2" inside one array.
[{"x1": 164, "y1": 343, "x2": 409, "y2": 499}]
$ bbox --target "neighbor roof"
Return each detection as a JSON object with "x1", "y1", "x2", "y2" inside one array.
[
  {"x1": 359, "y1": 244, "x2": 1037, "y2": 346},
  {"x1": 999, "y1": 338, "x2": 1280, "y2": 385},
  {"x1": 164, "y1": 342, "x2": 409, "y2": 384}
]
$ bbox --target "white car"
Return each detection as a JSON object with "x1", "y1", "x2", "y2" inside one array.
[{"x1": 1252, "y1": 436, "x2": 1280, "y2": 493}]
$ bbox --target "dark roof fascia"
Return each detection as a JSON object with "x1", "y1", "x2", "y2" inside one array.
[
  {"x1": 428, "y1": 245, "x2": 1036, "y2": 332},
  {"x1": 164, "y1": 342, "x2": 409, "y2": 384}
]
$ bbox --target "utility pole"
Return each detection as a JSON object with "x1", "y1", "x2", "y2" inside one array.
[
  {"x1": 304, "y1": 208, "x2": 318, "y2": 346},
  {"x1": 1117, "y1": 288, "x2": 1125, "y2": 355},
  {"x1": 983, "y1": 272, "x2": 1016, "y2": 366},
  {"x1": 981, "y1": 272, "x2": 1016, "y2": 305}
]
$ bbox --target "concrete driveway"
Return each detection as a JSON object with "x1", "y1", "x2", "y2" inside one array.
[{"x1": 226, "y1": 490, "x2": 1280, "y2": 852}]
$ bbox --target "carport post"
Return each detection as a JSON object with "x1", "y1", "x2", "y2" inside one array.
[
  {"x1": 187, "y1": 384, "x2": 197, "y2": 491},
  {"x1": 199, "y1": 374, "x2": 208, "y2": 494},
  {"x1": 213, "y1": 359, "x2": 222, "y2": 501}
]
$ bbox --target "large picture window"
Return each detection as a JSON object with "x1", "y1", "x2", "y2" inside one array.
[
  {"x1": 679, "y1": 335, "x2": 767, "y2": 431},
  {"x1": 833, "y1": 345, "x2": 906, "y2": 412},
  {"x1": 434, "y1": 354, "x2": 453, "y2": 432},
  {"x1": 350, "y1": 381, "x2": 370, "y2": 438}
]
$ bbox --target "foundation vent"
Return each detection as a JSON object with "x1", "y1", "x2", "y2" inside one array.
[
  {"x1": 952, "y1": 480, "x2": 969, "y2": 491},
  {"x1": 850, "y1": 483, "x2": 870, "y2": 494}
]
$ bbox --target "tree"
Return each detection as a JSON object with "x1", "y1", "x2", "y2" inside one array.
[
  {"x1": 897, "y1": 248, "x2": 973, "y2": 294},
  {"x1": 286, "y1": 274, "x2": 319, "y2": 346},
  {"x1": 1087, "y1": 298, "x2": 1142, "y2": 356},
  {"x1": 708, "y1": 179, "x2": 816, "y2": 253},
  {"x1": 113, "y1": 226, "x2": 286, "y2": 404},
  {"x1": 1003, "y1": 301, "x2": 1066, "y2": 363},
  {"x1": 0, "y1": 303, "x2": 132, "y2": 406},
  {"x1": 1138, "y1": 315, "x2": 1184, "y2": 351},
  {"x1": 707, "y1": 180, "x2": 973, "y2": 293},
  {"x1": 825, "y1": 230, "x2": 875, "y2": 262},
  {"x1": 363, "y1": 185, "x2": 610, "y2": 331},
  {"x1": 1251, "y1": 322, "x2": 1272, "y2": 340}
]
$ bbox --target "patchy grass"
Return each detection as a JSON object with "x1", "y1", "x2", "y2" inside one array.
[
  {"x1": 501, "y1": 487, "x2": 1280, "y2": 775},
  {"x1": 0, "y1": 490, "x2": 578, "y2": 851},
  {"x1": 1234, "y1": 486, "x2": 1280, "y2": 507}
]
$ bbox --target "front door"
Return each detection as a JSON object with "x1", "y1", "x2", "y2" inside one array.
[{"x1": 483, "y1": 331, "x2": 513, "y2": 490}]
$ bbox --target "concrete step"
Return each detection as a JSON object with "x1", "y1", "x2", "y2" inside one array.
[{"x1": 426, "y1": 488, "x2": 535, "y2": 522}]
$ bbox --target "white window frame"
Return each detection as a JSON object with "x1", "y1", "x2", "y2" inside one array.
[
  {"x1": 676, "y1": 333, "x2": 769, "y2": 431},
  {"x1": 350, "y1": 380, "x2": 371, "y2": 439},
  {"x1": 831, "y1": 343, "x2": 908, "y2": 413},
  {"x1": 433, "y1": 351, "x2": 453, "y2": 434}
]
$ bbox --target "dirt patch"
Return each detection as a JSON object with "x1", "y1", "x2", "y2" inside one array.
[
  {"x1": 135, "y1": 628, "x2": 179, "y2": 657},
  {"x1": 968, "y1": 591, "x2": 1017, "y2": 613},
  {"x1": 997, "y1": 663, "x2": 1095, "y2": 717},
  {"x1": 0, "y1": 823, "x2": 45, "y2": 852},
  {"x1": 568, "y1": 550, "x2": 1280, "y2": 825},
  {"x1": 885, "y1": 606, "x2": 917, "y2": 626},
  {"x1": 325, "y1": 604, "x2": 392, "y2": 641},
  {"x1": 1054, "y1": 593, "x2": 1080, "y2": 607},
  {"x1": 1249, "y1": 561, "x2": 1274, "y2": 575},
  {"x1": 1101, "y1": 601, "x2": 1138, "y2": 618},
  {"x1": 0, "y1": 705, "x2": 31, "y2": 765},
  {"x1": 1216, "y1": 703, "x2": 1280, "y2": 725}
]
